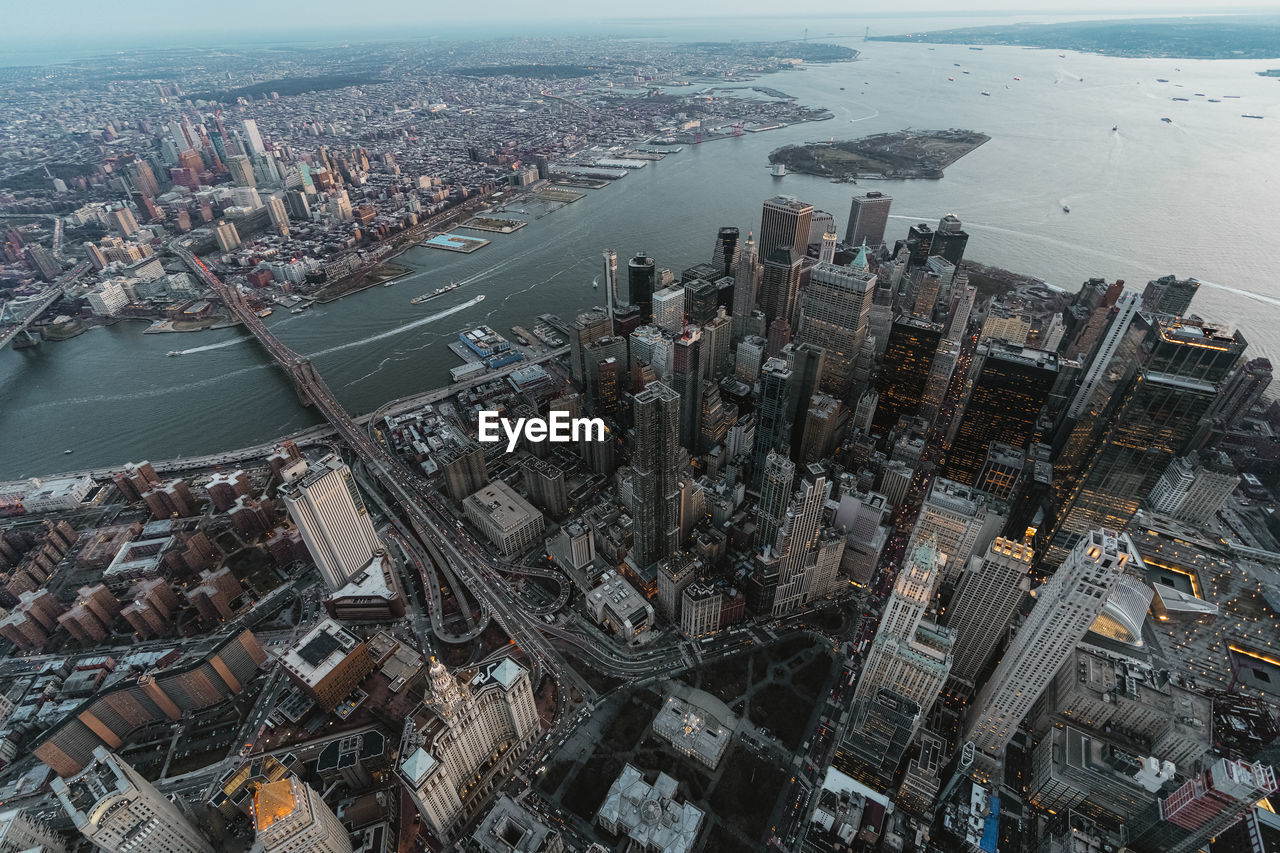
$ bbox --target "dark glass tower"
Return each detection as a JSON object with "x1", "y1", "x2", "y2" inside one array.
[
  {"x1": 671, "y1": 331, "x2": 703, "y2": 453},
  {"x1": 759, "y1": 247, "x2": 803, "y2": 329},
  {"x1": 712, "y1": 226, "x2": 740, "y2": 280},
  {"x1": 872, "y1": 317, "x2": 943, "y2": 437},
  {"x1": 759, "y1": 196, "x2": 813, "y2": 260},
  {"x1": 627, "y1": 253, "x2": 656, "y2": 323},
  {"x1": 751, "y1": 358, "x2": 794, "y2": 487},
  {"x1": 631, "y1": 382, "x2": 681, "y2": 570}
]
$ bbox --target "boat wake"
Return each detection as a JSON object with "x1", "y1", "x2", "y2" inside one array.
[{"x1": 309, "y1": 295, "x2": 485, "y2": 358}]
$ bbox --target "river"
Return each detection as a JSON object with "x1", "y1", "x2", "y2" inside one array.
[{"x1": 4, "y1": 31, "x2": 1280, "y2": 480}]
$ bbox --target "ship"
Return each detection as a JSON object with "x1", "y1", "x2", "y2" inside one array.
[
  {"x1": 1063, "y1": 205, "x2": 1070, "y2": 213},
  {"x1": 1173, "y1": 97, "x2": 1190, "y2": 102},
  {"x1": 1242, "y1": 114, "x2": 1264, "y2": 119},
  {"x1": 770, "y1": 163, "x2": 787, "y2": 177},
  {"x1": 256, "y1": 308, "x2": 273, "y2": 318},
  {"x1": 291, "y1": 307, "x2": 305, "y2": 314},
  {"x1": 411, "y1": 281, "x2": 461, "y2": 304},
  {"x1": 1162, "y1": 117, "x2": 1173, "y2": 123},
  {"x1": 981, "y1": 91, "x2": 991, "y2": 96},
  {"x1": 64, "y1": 449, "x2": 73, "y2": 455},
  {"x1": 948, "y1": 76, "x2": 955, "y2": 82},
  {"x1": 1112, "y1": 126, "x2": 1118, "y2": 131},
  {"x1": 1156, "y1": 78, "x2": 1169, "y2": 83},
  {"x1": 167, "y1": 351, "x2": 180, "y2": 357}
]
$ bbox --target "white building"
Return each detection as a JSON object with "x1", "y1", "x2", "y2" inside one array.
[
  {"x1": 463, "y1": 481, "x2": 544, "y2": 558},
  {"x1": 281, "y1": 455, "x2": 384, "y2": 592},
  {"x1": 250, "y1": 775, "x2": 351, "y2": 853},
  {"x1": 586, "y1": 570, "x2": 654, "y2": 642},
  {"x1": 85, "y1": 280, "x2": 130, "y2": 317},
  {"x1": 651, "y1": 695, "x2": 731, "y2": 770},
  {"x1": 596, "y1": 765, "x2": 702, "y2": 853},
  {"x1": 1149, "y1": 452, "x2": 1238, "y2": 527},
  {"x1": 652, "y1": 285, "x2": 686, "y2": 336},
  {"x1": 53, "y1": 747, "x2": 214, "y2": 853},
  {"x1": 399, "y1": 658, "x2": 540, "y2": 840},
  {"x1": 20, "y1": 475, "x2": 95, "y2": 513}
]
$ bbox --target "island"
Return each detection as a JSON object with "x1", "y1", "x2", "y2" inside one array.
[
  {"x1": 768, "y1": 129, "x2": 990, "y2": 181},
  {"x1": 869, "y1": 16, "x2": 1280, "y2": 60}
]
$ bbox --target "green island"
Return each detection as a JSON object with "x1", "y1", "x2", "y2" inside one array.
[{"x1": 768, "y1": 129, "x2": 990, "y2": 181}]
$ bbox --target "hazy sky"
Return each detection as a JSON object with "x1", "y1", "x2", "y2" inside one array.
[{"x1": 5, "y1": 2, "x2": 1280, "y2": 46}]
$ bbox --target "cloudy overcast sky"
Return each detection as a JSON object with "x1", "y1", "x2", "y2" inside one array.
[{"x1": 4, "y1": 1, "x2": 1278, "y2": 44}]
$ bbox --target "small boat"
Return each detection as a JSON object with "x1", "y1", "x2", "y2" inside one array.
[
  {"x1": 167, "y1": 350, "x2": 180, "y2": 357},
  {"x1": 1058, "y1": 53, "x2": 1065, "y2": 58},
  {"x1": 954, "y1": 63, "x2": 961, "y2": 67},
  {"x1": 475, "y1": 294, "x2": 486, "y2": 302},
  {"x1": 1208, "y1": 99, "x2": 1221, "y2": 103},
  {"x1": 1062, "y1": 205, "x2": 1070, "y2": 213},
  {"x1": 1156, "y1": 78, "x2": 1169, "y2": 83},
  {"x1": 1112, "y1": 125, "x2": 1118, "y2": 131},
  {"x1": 256, "y1": 308, "x2": 272, "y2": 318},
  {"x1": 981, "y1": 91, "x2": 991, "y2": 96},
  {"x1": 291, "y1": 307, "x2": 304, "y2": 314},
  {"x1": 1161, "y1": 117, "x2": 1173, "y2": 123},
  {"x1": 839, "y1": 86, "x2": 845, "y2": 90},
  {"x1": 64, "y1": 449, "x2": 73, "y2": 454},
  {"x1": 962, "y1": 70, "x2": 970, "y2": 75},
  {"x1": 969, "y1": 47, "x2": 983, "y2": 51},
  {"x1": 383, "y1": 281, "x2": 395, "y2": 287},
  {"x1": 1243, "y1": 114, "x2": 1264, "y2": 119},
  {"x1": 1173, "y1": 97, "x2": 1189, "y2": 102},
  {"x1": 948, "y1": 77, "x2": 955, "y2": 82},
  {"x1": 1013, "y1": 76, "x2": 1021, "y2": 81}
]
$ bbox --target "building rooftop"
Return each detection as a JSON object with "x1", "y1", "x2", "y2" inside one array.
[{"x1": 281, "y1": 619, "x2": 360, "y2": 688}]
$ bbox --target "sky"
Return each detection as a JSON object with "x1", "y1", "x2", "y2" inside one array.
[{"x1": 5, "y1": 2, "x2": 1280, "y2": 47}]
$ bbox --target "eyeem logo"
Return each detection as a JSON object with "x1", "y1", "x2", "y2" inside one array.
[{"x1": 477, "y1": 410, "x2": 606, "y2": 452}]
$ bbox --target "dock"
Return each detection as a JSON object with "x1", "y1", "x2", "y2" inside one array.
[{"x1": 422, "y1": 233, "x2": 490, "y2": 253}]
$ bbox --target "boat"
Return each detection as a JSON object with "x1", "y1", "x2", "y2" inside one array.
[
  {"x1": 954, "y1": 63, "x2": 961, "y2": 67},
  {"x1": 1063, "y1": 205, "x2": 1070, "y2": 213},
  {"x1": 981, "y1": 91, "x2": 991, "y2": 96},
  {"x1": 948, "y1": 77, "x2": 955, "y2": 82},
  {"x1": 969, "y1": 46, "x2": 983, "y2": 51},
  {"x1": 1013, "y1": 76, "x2": 1021, "y2": 81},
  {"x1": 1161, "y1": 117, "x2": 1173, "y2": 123},
  {"x1": 383, "y1": 281, "x2": 395, "y2": 287},
  {"x1": 1156, "y1": 78, "x2": 1169, "y2": 83},
  {"x1": 1058, "y1": 53, "x2": 1065, "y2": 58},
  {"x1": 475, "y1": 294, "x2": 486, "y2": 302},
  {"x1": 839, "y1": 86, "x2": 845, "y2": 90},
  {"x1": 255, "y1": 308, "x2": 272, "y2": 318},
  {"x1": 1173, "y1": 97, "x2": 1189, "y2": 102},
  {"x1": 770, "y1": 163, "x2": 787, "y2": 177},
  {"x1": 411, "y1": 281, "x2": 461, "y2": 304},
  {"x1": 64, "y1": 449, "x2": 73, "y2": 455},
  {"x1": 1112, "y1": 125, "x2": 1118, "y2": 131},
  {"x1": 1208, "y1": 99, "x2": 1221, "y2": 103},
  {"x1": 291, "y1": 307, "x2": 304, "y2": 314},
  {"x1": 167, "y1": 350, "x2": 180, "y2": 357},
  {"x1": 1242, "y1": 114, "x2": 1264, "y2": 119},
  {"x1": 962, "y1": 70, "x2": 970, "y2": 74}
]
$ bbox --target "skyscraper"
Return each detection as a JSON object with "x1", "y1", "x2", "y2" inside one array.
[
  {"x1": 568, "y1": 309, "x2": 611, "y2": 383},
  {"x1": 281, "y1": 454, "x2": 384, "y2": 592},
  {"x1": 751, "y1": 358, "x2": 794, "y2": 486},
  {"x1": 242, "y1": 118, "x2": 267, "y2": 156},
  {"x1": 786, "y1": 342, "x2": 826, "y2": 465},
  {"x1": 1066, "y1": 291, "x2": 1141, "y2": 420},
  {"x1": 631, "y1": 383, "x2": 681, "y2": 570},
  {"x1": 1207, "y1": 356, "x2": 1272, "y2": 435},
  {"x1": 945, "y1": 342, "x2": 1058, "y2": 487},
  {"x1": 964, "y1": 529, "x2": 1133, "y2": 773},
  {"x1": 797, "y1": 261, "x2": 876, "y2": 398},
  {"x1": 759, "y1": 196, "x2": 813, "y2": 259},
  {"x1": 228, "y1": 154, "x2": 256, "y2": 187},
  {"x1": 53, "y1": 747, "x2": 214, "y2": 853},
  {"x1": 872, "y1": 317, "x2": 943, "y2": 436},
  {"x1": 1141, "y1": 274, "x2": 1200, "y2": 317},
  {"x1": 1046, "y1": 319, "x2": 1245, "y2": 566},
  {"x1": 1125, "y1": 759, "x2": 1277, "y2": 853},
  {"x1": 770, "y1": 467, "x2": 836, "y2": 614},
  {"x1": 671, "y1": 331, "x2": 703, "y2": 452},
  {"x1": 711, "y1": 226, "x2": 740, "y2": 280},
  {"x1": 731, "y1": 233, "x2": 760, "y2": 341},
  {"x1": 251, "y1": 776, "x2": 351, "y2": 853},
  {"x1": 755, "y1": 451, "x2": 795, "y2": 553},
  {"x1": 833, "y1": 689, "x2": 920, "y2": 787},
  {"x1": 627, "y1": 253, "x2": 657, "y2": 323},
  {"x1": 944, "y1": 536, "x2": 1033, "y2": 687},
  {"x1": 758, "y1": 247, "x2": 803, "y2": 329},
  {"x1": 930, "y1": 213, "x2": 969, "y2": 266},
  {"x1": 845, "y1": 191, "x2": 892, "y2": 248}
]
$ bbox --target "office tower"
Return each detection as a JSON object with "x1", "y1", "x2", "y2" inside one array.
[
  {"x1": 712, "y1": 226, "x2": 740, "y2": 280},
  {"x1": 522, "y1": 457, "x2": 569, "y2": 518},
  {"x1": 242, "y1": 118, "x2": 266, "y2": 155},
  {"x1": 833, "y1": 689, "x2": 920, "y2": 786},
  {"x1": 108, "y1": 205, "x2": 139, "y2": 237},
  {"x1": 759, "y1": 195, "x2": 813, "y2": 259},
  {"x1": 683, "y1": 278, "x2": 718, "y2": 326},
  {"x1": 905, "y1": 222, "x2": 934, "y2": 267},
  {"x1": 652, "y1": 285, "x2": 685, "y2": 336},
  {"x1": 53, "y1": 747, "x2": 214, "y2": 853},
  {"x1": 228, "y1": 154, "x2": 256, "y2": 187},
  {"x1": 731, "y1": 232, "x2": 760, "y2": 340},
  {"x1": 786, "y1": 342, "x2": 826, "y2": 464},
  {"x1": 930, "y1": 213, "x2": 969, "y2": 265},
  {"x1": 918, "y1": 339, "x2": 958, "y2": 424},
  {"x1": 758, "y1": 247, "x2": 803, "y2": 330},
  {"x1": 251, "y1": 776, "x2": 351, "y2": 853},
  {"x1": 568, "y1": 309, "x2": 611, "y2": 383},
  {"x1": 771, "y1": 468, "x2": 836, "y2": 614},
  {"x1": 965, "y1": 530, "x2": 1133, "y2": 772},
  {"x1": 944, "y1": 537, "x2": 1032, "y2": 686},
  {"x1": 1208, "y1": 356, "x2": 1272, "y2": 434},
  {"x1": 751, "y1": 358, "x2": 794, "y2": 486},
  {"x1": 1046, "y1": 319, "x2": 1245, "y2": 566},
  {"x1": 214, "y1": 220, "x2": 241, "y2": 252},
  {"x1": 907, "y1": 478, "x2": 1006, "y2": 583},
  {"x1": 0, "y1": 808, "x2": 67, "y2": 851},
  {"x1": 1148, "y1": 451, "x2": 1238, "y2": 525},
  {"x1": 766, "y1": 316, "x2": 791, "y2": 357},
  {"x1": 872, "y1": 317, "x2": 943, "y2": 436},
  {"x1": 631, "y1": 383, "x2": 681, "y2": 570},
  {"x1": 1066, "y1": 278, "x2": 1126, "y2": 362},
  {"x1": 698, "y1": 381, "x2": 731, "y2": 451},
  {"x1": 945, "y1": 342, "x2": 1058, "y2": 486},
  {"x1": 400, "y1": 658, "x2": 540, "y2": 840},
  {"x1": 601, "y1": 249, "x2": 618, "y2": 324},
  {"x1": 439, "y1": 441, "x2": 488, "y2": 502},
  {"x1": 281, "y1": 454, "x2": 383, "y2": 592},
  {"x1": 1142, "y1": 274, "x2": 1200, "y2": 317},
  {"x1": 671, "y1": 331, "x2": 703, "y2": 452},
  {"x1": 755, "y1": 451, "x2": 795, "y2": 552},
  {"x1": 800, "y1": 394, "x2": 844, "y2": 464},
  {"x1": 1066, "y1": 291, "x2": 1140, "y2": 420},
  {"x1": 845, "y1": 191, "x2": 892, "y2": 248},
  {"x1": 735, "y1": 335, "x2": 766, "y2": 384},
  {"x1": 25, "y1": 245, "x2": 60, "y2": 281},
  {"x1": 1125, "y1": 759, "x2": 1277, "y2": 853},
  {"x1": 701, "y1": 308, "x2": 732, "y2": 380},
  {"x1": 808, "y1": 209, "x2": 834, "y2": 245},
  {"x1": 266, "y1": 195, "x2": 289, "y2": 237},
  {"x1": 797, "y1": 261, "x2": 875, "y2": 398},
  {"x1": 819, "y1": 229, "x2": 837, "y2": 264},
  {"x1": 628, "y1": 253, "x2": 656, "y2": 322},
  {"x1": 853, "y1": 540, "x2": 953, "y2": 725},
  {"x1": 128, "y1": 159, "x2": 160, "y2": 197}
]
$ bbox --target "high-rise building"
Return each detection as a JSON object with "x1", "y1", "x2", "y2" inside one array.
[
  {"x1": 1141, "y1": 274, "x2": 1200, "y2": 318},
  {"x1": 652, "y1": 285, "x2": 686, "y2": 336},
  {"x1": 671, "y1": 331, "x2": 703, "y2": 452},
  {"x1": 251, "y1": 776, "x2": 351, "y2": 853},
  {"x1": 281, "y1": 454, "x2": 384, "y2": 592},
  {"x1": 627, "y1": 253, "x2": 656, "y2": 322},
  {"x1": 631, "y1": 383, "x2": 681, "y2": 570},
  {"x1": 1125, "y1": 759, "x2": 1277, "y2": 853},
  {"x1": 1148, "y1": 451, "x2": 1238, "y2": 526},
  {"x1": 797, "y1": 261, "x2": 875, "y2": 398},
  {"x1": 771, "y1": 467, "x2": 838, "y2": 614},
  {"x1": 0, "y1": 808, "x2": 67, "y2": 852},
  {"x1": 872, "y1": 317, "x2": 943, "y2": 436},
  {"x1": 242, "y1": 118, "x2": 267, "y2": 156},
  {"x1": 53, "y1": 747, "x2": 214, "y2": 853},
  {"x1": 108, "y1": 205, "x2": 139, "y2": 237},
  {"x1": 1046, "y1": 319, "x2": 1245, "y2": 566},
  {"x1": 568, "y1": 309, "x2": 611, "y2": 384},
  {"x1": 833, "y1": 689, "x2": 920, "y2": 787},
  {"x1": 751, "y1": 358, "x2": 793, "y2": 486},
  {"x1": 930, "y1": 213, "x2": 969, "y2": 266},
  {"x1": 945, "y1": 342, "x2": 1059, "y2": 486},
  {"x1": 944, "y1": 536, "x2": 1032, "y2": 686},
  {"x1": 1207, "y1": 356, "x2": 1272, "y2": 435},
  {"x1": 439, "y1": 441, "x2": 488, "y2": 502},
  {"x1": 758, "y1": 247, "x2": 804, "y2": 330},
  {"x1": 758, "y1": 196, "x2": 813, "y2": 260},
  {"x1": 266, "y1": 195, "x2": 290, "y2": 237},
  {"x1": 711, "y1": 226, "x2": 740, "y2": 280},
  {"x1": 755, "y1": 451, "x2": 795, "y2": 552},
  {"x1": 213, "y1": 220, "x2": 241, "y2": 252},
  {"x1": 845, "y1": 191, "x2": 892, "y2": 249},
  {"x1": 1066, "y1": 291, "x2": 1141, "y2": 420},
  {"x1": 731, "y1": 233, "x2": 760, "y2": 340},
  {"x1": 399, "y1": 658, "x2": 540, "y2": 840},
  {"x1": 853, "y1": 540, "x2": 953, "y2": 727},
  {"x1": 228, "y1": 154, "x2": 257, "y2": 187},
  {"x1": 964, "y1": 530, "x2": 1134, "y2": 774}
]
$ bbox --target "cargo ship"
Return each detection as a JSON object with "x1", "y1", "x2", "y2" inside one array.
[{"x1": 411, "y1": 282, "x2": 460, "y2": 304}]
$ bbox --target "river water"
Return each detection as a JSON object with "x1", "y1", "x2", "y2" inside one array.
[{"x1": 4, "y1": 34, "x2": 1280, "y2": 480}]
